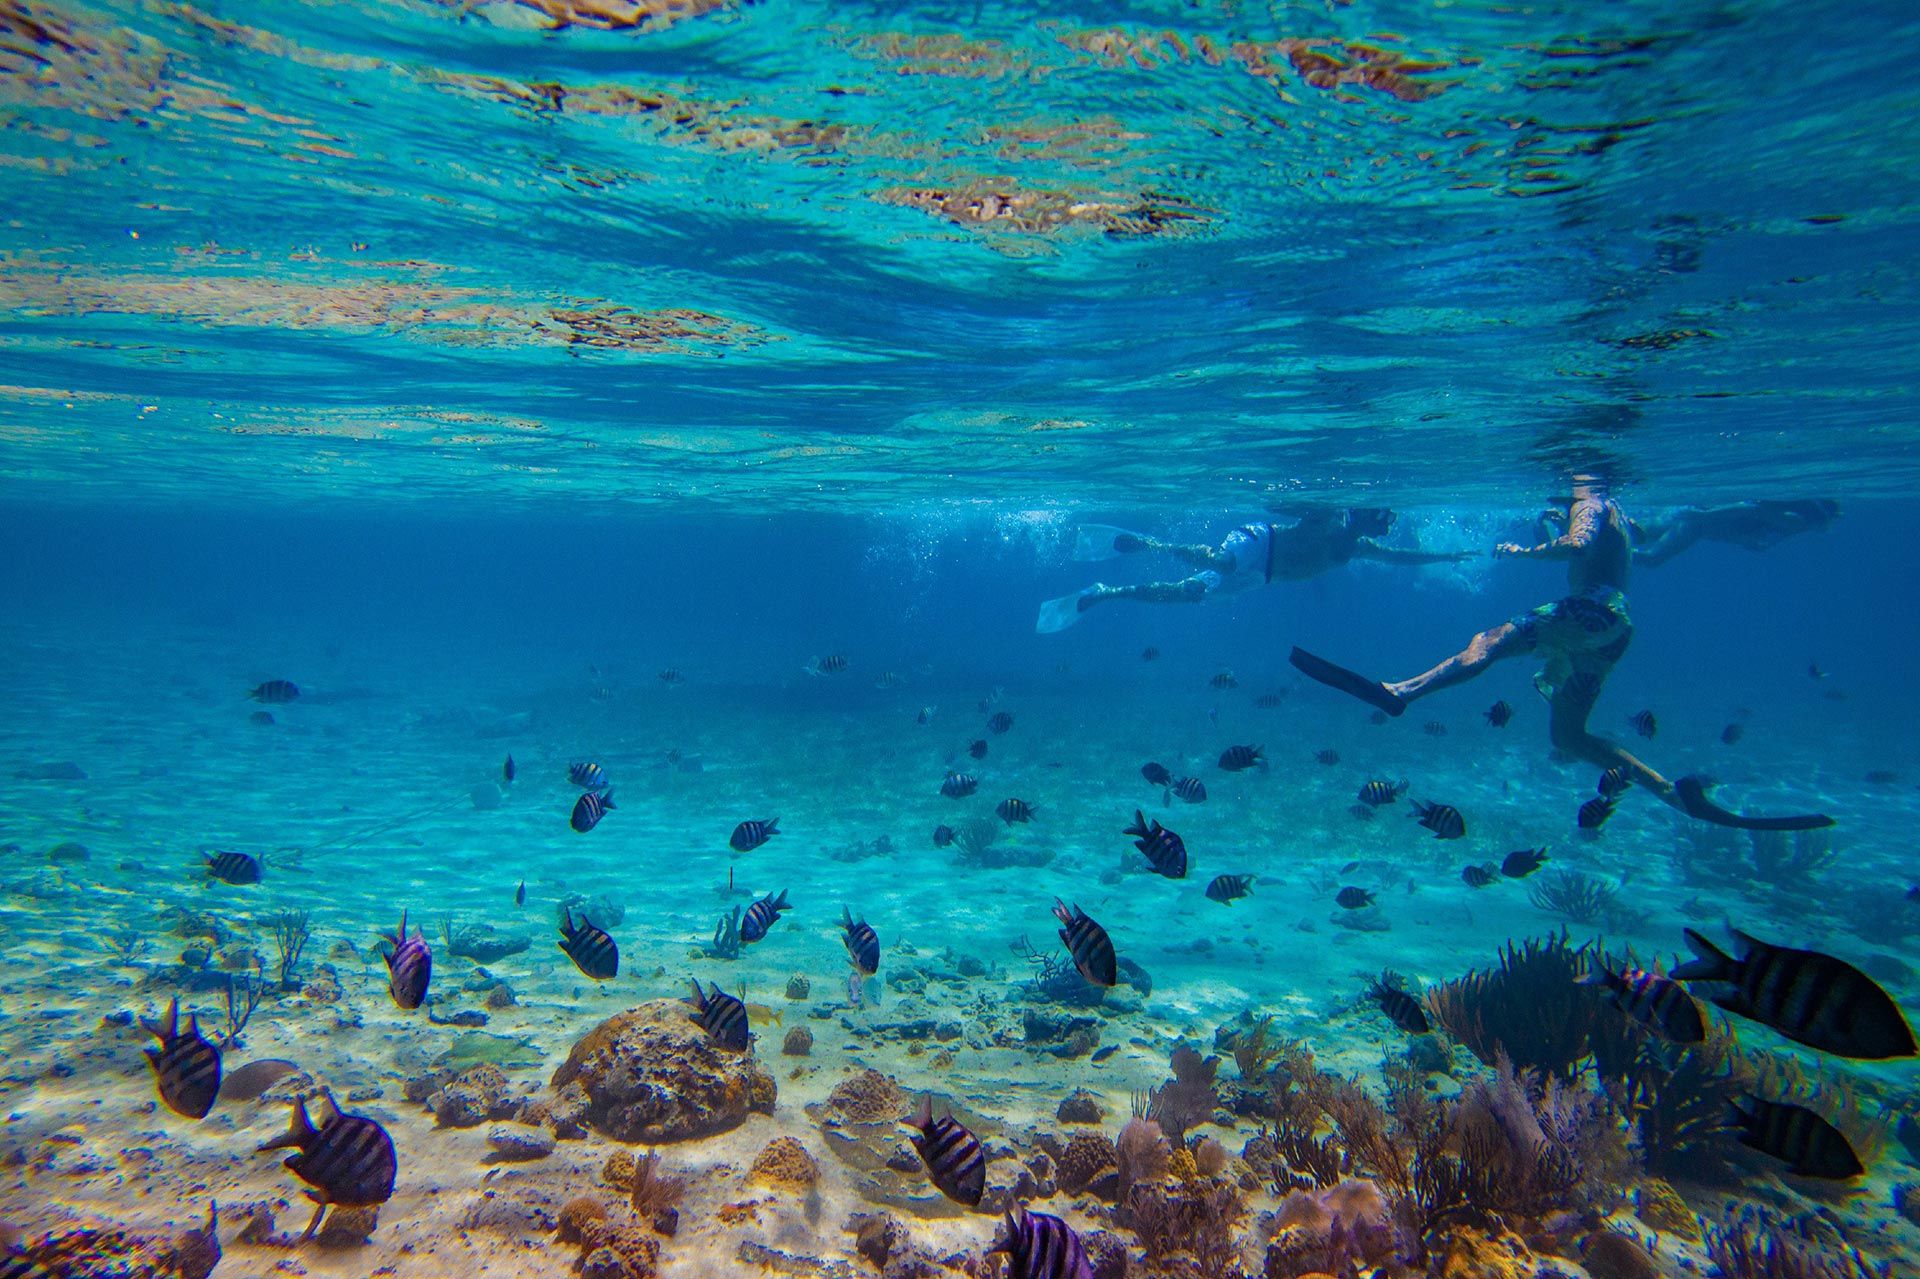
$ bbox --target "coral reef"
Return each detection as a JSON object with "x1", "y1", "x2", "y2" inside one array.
[
  {"x1": 1057, "y1": 1132, "x2": 1118, "y2": 1194},
  {"x1": 576, "y1": 1220, "x2": 662, "y2": 1279},
  {"x1": 783, "y1": 1025, "x2": 814, "y2": 1055},
  {"x1": 827, "y1": 1068, "x2": 907, "y2": 1122},
  {"x1": 8, "y1": 1205, "x2": 221, "y2": 1279},
  {"x1": 549, "y1": 999, "x2": 777, "y2": 1142},
  {"x1": 1145, "y1": 1044, "x2": 1221, "y2": 1143},
  {"x1": 219, "y1": 973, "x2": 264, "y2": 1048},
  {"x1": 1262, "y1": 1179, "x2": 1402, "y2": 1279},
  {"x1": 433, "y1": 1063, "x2": 518, "y2": 1128},
  {"x1": 1525, "y1": 869, "x2": 1622, "y2": 926},
  {"x1": 707, "y1": 905, "x2": 742, "y2": 960},
  {"x1": 627, "y1": 1151, "x2": 686, "y2": 1224},
  {"x1": 1426, "y1": 931, "x2": 1601, "y2": 1080},
  {"x1": 750, "y1": 1136, "x2": 822, "y2": 1190},
  {"x1": 1115, "y1": 1117, "x2": 1171, "y2": 1222},
  {"x1": 271, "y1": 909, "x2": 311, "y2": 989},
  {"x1": 1704, "y1": 1205, "x2": 1889, "y2": 1279},
  {"x1": 557, "y1": 1196, "x2": 611, "y2": 1244}
]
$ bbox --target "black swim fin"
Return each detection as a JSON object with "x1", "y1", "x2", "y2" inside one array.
[
  {"x1": 1289, "y1": 647, "x2": 1407, "y2": 716},
  {"x1": 1675, "y1": 776, "x2": 1834, "y2": 831}
]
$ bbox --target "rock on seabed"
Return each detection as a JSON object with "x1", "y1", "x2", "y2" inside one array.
[{"x1": 549, "y1": 999, "x2": 776, "y2": 1143}]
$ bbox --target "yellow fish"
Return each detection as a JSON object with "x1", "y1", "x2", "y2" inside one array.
[{"x1": 744, "y1": 1002, "x2": 783, "y2": 1029}]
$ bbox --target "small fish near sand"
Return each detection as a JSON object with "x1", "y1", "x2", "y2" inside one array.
[
  {"x1": 567, "y1": 760, "x2": 610, "y2": 791},
  {"x1": 382, "y1": 910, "x2": 432, "y2": 1010},
  {"x1": 941, "y1": 772, "x2": 979, "y2": 799},
  {"x1": 1501, "y1": 847, "x2": 1549, "y2": 878},
  {"x1": 1205, "y1": 874, "x2": 1253, "y2": 904},
  {"x1": 1412, "y1": 800, "x2": 1466, "y2": 840},
  {"x1": 205, "y1": 850, "x2": 262, "y2": 885},
  {"x1": 987, "y1": 711, "x2": 1014, "y2": 734},
  {"x1": 1358, "y1": 779, "x2": 1407, "y2": 807},
  {"x1": 1335, "y1": 887, "x2": 1375, "y2": 910},
  {"x1": 997, "y1": 1205, "x2": 1093, "y2": 1279},
  {"x1": 997, "y1": 798, "x2": 1037, "y2": 825},
  {"x1": 1366, "y1": 976, "x2": 1430, "y2": 1035},
  {"x1": 1124, "y1": 810, "x2": 1187, "y2": 879},
  {"x1": 659, "y1": 668, "x2": 686, "y2": 686},
  {"x1": 219, "y1": 1057, "x2": 300, "y2": 1103},
  {"x1": 807, "y1": 654, "x2": 850, "y2": 676},
  {"x1": 1313, "y1": 749, "x2": 1340, "y2": 766},
  {"x1": 933, "y1": 824, "x2": 955, "y2": 848},
  {"x1": 1140, "y1": 762, "x2": 1172, "y2": 787},
  {"x1": 558, "y1": 909, "x2": 619, "y2": 980},
  {"x1": 842, "y1": 907, "x2": 880, "y2": 975},
  {"x1": 248, "y1": 680, "x2": 299, "y2": 704},
  {"x1": 687, "y1": 980, "x2": 750, "y2": 1051},
  {"x1": 570, "y1": 790, "x2": 614, "y2": 833},
  {"x1": 1169, "y1": 776, "x2": 1206, "y2": 803},
  {"x1": 740, "y1": 889, "x2": 791, "y2": 944},
  {"x1": 502, "y1": 754, "x2": 515, "y2": 784},
  {"x1": 142, "y1": 998, "x2": 221, "y2": 1119},
  {"x1": 1209, "y1": 671, "x2": 1238, "y2": 690},
  {"x1": 1218, "y1": 744, "x2": 1262, "y2": 772},
  {"x1": 1726, "y1": 1095, "x2": 1865, "y2": 1179},
  {"x1": 1673, "y1": 928, "x2": 1917, "y2": 1059},
  {"x1": 1577, "y1": 795, "x2": 1616, "y2": 830},
  {"x1": 1720, "y1": 722, "x2": 1744, "y2": 745},
  {"x1": 907, "y1": 1097, "x2": 986, "y2": 1207},
  {"x1": 259, "y1": 1095, "x2": 397, "y2": 1239},
  {"x1": 1141, "y1": 646, "x2": 1160, "y2": 662},
  {"x1": 1628, "y1": 709, "x2": 1657, "y2": 739},
  {"x1": 1052, "y1": 900, "x2": 1117, "y2": 988},
  {"x1": 1580, "y1": 961, "x2": 1704, "y2": 1044},
  {"x1": 1460, "y1": 864, "x2": 1498, "y2": 888},
  {"x1": 1484, "y1": 700, "x2": 1513, "y2": 728},
  {"x1": 730, "y1": 818, "x2": 780, "y2": 852},
  {"x1": 514, "y1": 880, "x2": 525, "y2": 907},
  {"x1": 968, "y1": 739, "x2": 989, "y2": 759}
]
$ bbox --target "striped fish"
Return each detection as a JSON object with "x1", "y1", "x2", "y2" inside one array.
[
  {"x1": 568, "y1": 760, "x2": 610, "y2": 791},
  {"x1": 1140, "y1": 762, "x2": 1171, "y2": 787},
  {"x1": 907, "y1": 1096, "x2": 985, "y2": 1206},
  {"x1": 1501, "y1": 847, "x2": 1548, "y2": 878},
  {"x1": 1366, "y1": 978, "x2": 1429, "y2": 1035},
  {"x1": 1170, "y1": 776, "x2": 1206, "y2": 803},
  {"x1": 1209, "y1": 671, "x2": 1238, "y2": 690},
  {"x1": 997, "y1": 798, "x2": 1036, "y2": 824},
  {"x1": 1577, "y1": 795, "x2": 1616, "y2": 830},
  {"x1": 383, "y1": 911, "x2": 432, "y2": 1010},
  {"x1": 740, "y1": 889, "x2": 790, "y2": 943},
  {"x1": 248, "y1": 679, "x2": 300, "y2": 703},
  {"x1": 1727, "y1": 1095, "x2": 1864, "y2": 1179},
  {"x1": 558, "y1": 909, "x2": 618, "y2": 979},
  {"x1": 1123, "y1": 810, "x2": 1186, "y2": 879},
  {"x1": 141, "y1": 997, "x2": 222, "y2": 1119},
  {"x1": 1460, "y1": 864, "x2": 1498, "y2": 888},
  {"x1": 205, "y1": 850, "x2": 262, "y2": 885},
  {"x1": 730, "y1": 818, "x2": 779, "y2": 852},
  {"x1": 687, "y1": 980, "x2": 750, "y2": 1051},
  {"x1": 1357, "y1": 778, "x2": 1407, "y2": 807},
  {"x1": 1052, "y1": 900, "x2": 1117, "y2": 988},
  {"x1": 1628, "y1": 709, "x2": 1657, "y2": 739},
  {"x1": 1598, "y1": 766, "x2": 1632, "y2": 799},
  {"x1": 933, "y1": 825, "x2": 955, "y2": 848},
  {"x1": 1580, "y1": 962, "x2": 1703, "y2": 1043},
  {"x1": 1484, "y1": 700, "x2": 1514, "y2": 728},
  {"x1": 1412, "y1": 800, "x2": 1466, "y2": 839},
  {"x1": 987, "y1": 712, "x2": 1014, "y2": 734},
  {"x1": 570, "y1": 789, "x2": 614, "y2": 833},
  {"x1": 1255, "y1": 692, "x2": 1285, "y2": 709},
  {"x1": 1672, "y1": 929, "x2": 1917, "y2": 1060},
  {"x1": 808, "y1": 654, "x2": 849, "y2": 675},
  {"x1": 659, "y1": 668, "x2": 686, "y2": 685},
  {"x1": 968, "y1": 739, "x2": 989, "y2": 759},
  {"x1": 1217, "y1": 744, "x2": 1262, "y2": 771},
  {"x1": 842, "y1": 907, "x2": 880, "y2": 976},
  {"x1": 940, "y1": 772, "x2": 978, "y2": 799},
  {"x1": 260, "y1": 1096, "x2": 397, "y2": 1238},
  {"x1": 1205, "y1": 874, "x2": 1253, "y2": 904},
  {"x1": 999, "y1": 1205, "x2": 1093, "y2": 1279}
]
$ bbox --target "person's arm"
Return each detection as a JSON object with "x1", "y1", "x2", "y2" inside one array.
[
  {"x1": 1354, "y1": 541, "x2": 1474, "y2": 565},
  {"x1": 1496, "y1": 499, "x2": 1602, "y2": 560},
  {"x1": 1630, "y1": 513, "x2": 1698, "y2": 567}
]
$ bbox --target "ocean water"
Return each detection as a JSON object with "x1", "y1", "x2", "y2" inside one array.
[{"x1": 2, "y1": 2, "x2": 1919, "y2": 1278}]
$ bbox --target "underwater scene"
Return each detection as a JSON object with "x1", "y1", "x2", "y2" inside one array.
[{"x1": 3, "y1": 1, "x2": 1919, "y2": 1278}]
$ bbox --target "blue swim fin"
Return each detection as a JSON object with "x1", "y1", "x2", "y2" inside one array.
[{"x1": 1073, "y1": 525, "x2": 1147, "y2": 562}]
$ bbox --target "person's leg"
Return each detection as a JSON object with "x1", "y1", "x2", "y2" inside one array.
[
  {"x1": 1113, "y1": 534, "x2": 1231, "y2": 570},
  {"x1": 1085, "y1": 574, "x2": 1214, "y2": 608},
  {"x1": 1547, "y1": 667, "x2": 1678, "y2": 805},
  {"x1": 1384, "y1": 620, "x2": 1533, "y2": 702}
]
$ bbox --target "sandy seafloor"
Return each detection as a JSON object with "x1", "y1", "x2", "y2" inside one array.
[{"x1": 2, "y1": 613, "x2": 1917, "y2": 1277}]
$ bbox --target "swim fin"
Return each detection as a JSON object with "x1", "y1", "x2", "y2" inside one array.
[
  {"x1": 1036, "y1": 587, "x2": 1103, "y2": 634},
  {"x1": 1675, "y1": 776, "x2": 1834, "y2": 831},
  {"x1": 1289, "y1": 647, "x2": 1407, "y2": 716},
  {"x1": 1073, "y1": 525, "x2": 1148, "y2": 562}
]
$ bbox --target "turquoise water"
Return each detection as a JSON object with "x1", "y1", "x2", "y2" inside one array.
[{"x1": 2, "y1": 2, "x2": 1919, "y2": 1278}]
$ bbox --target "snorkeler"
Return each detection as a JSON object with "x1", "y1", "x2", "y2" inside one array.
[
  {"x1": 1288, "y1": 478, "x2": 1833, "y2": 832},
  {"x1": 1628, "y1": 499, "x2": 1839, "y2": 567},
  {"x1": 1035, "y1": 508, "x2": 1467, "y2": 633}
]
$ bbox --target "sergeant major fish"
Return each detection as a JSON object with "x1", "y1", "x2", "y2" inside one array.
[
  {"x1": 740, "y1": 889, "x2": 791, "y2": 943},
  {"x1": 259, "y1": 1095, "x2": 397, "y2": 1239},
  {"x1": 558, "y1": 908, "x2": 618, "y2": 979},
  {"x1": 570, "y1": 790, "x2": 614, "y2": 833},
  {"x1": 142, "y1": 998, "x2": 221, "y2": 1119},
  {"x1": 1205, "y1": 874, "x2": 1254, "y2": 904},
  {"x1": 907, "y1": 1097, "x2": 985, "y2": 1206},
  {"x1": 383, "y1": 910, "x2": 432, "y2": 1010},
  {"x1": 1052, "y1": 900, "x2": 1117, "y2": 988},
  {"x1": 687, "y1": 980, "x2": 750, "y2": 1051},
  {"x1": 1673, "y1": 928, "x2": 1917, "y2": 1059}
]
